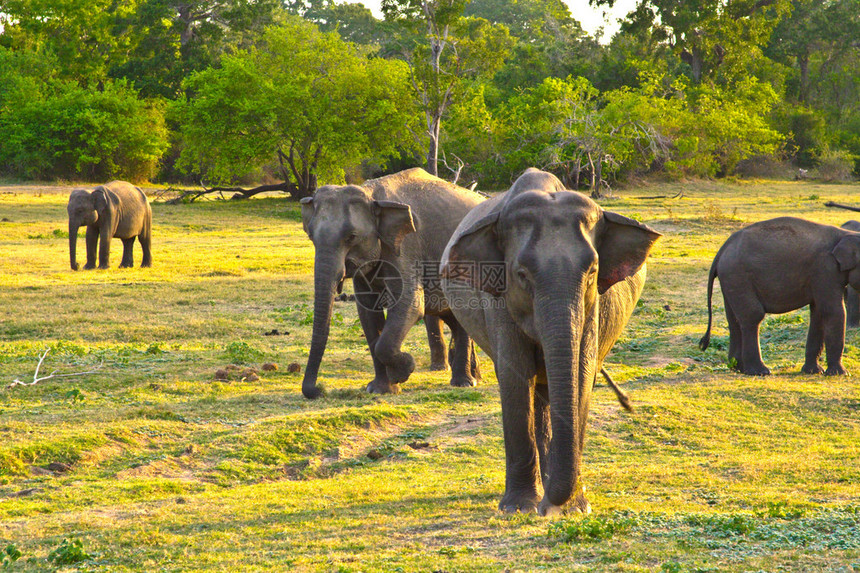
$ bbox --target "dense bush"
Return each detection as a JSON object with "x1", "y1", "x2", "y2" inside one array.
[{"x1": 0, "y1": 55, "x2": 168, "y2": 182}]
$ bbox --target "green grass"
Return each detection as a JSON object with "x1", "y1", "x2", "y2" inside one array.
[{"x1": 0, "y1": 179, "x2": 859, "y2": 571}]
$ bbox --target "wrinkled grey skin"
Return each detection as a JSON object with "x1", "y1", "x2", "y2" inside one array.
[
  {"x1": 842, "y1": 221, "x2": 860, "y2": 328},
  {"x1": 440, "y1": 169, "x2": 660, "y2": 516},
  {"x1": 700, "y1": 216, "x2": 860, "y2": 376},
  {"x1": 300, "y1": 168, "x2": 484, "y2": 399},
  {"x1": 67, "y1": 181, "x2": 152, "y2": 271}
]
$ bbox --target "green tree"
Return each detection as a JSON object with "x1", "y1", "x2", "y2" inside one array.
[
  {"x1": 110, "y1": 0, "x2": 280, "y2": 98},
  {"x1": 0, "y1": 47, "x2": 168, "y2": 181},
  {"x1": 0, "y1": 0, "x2": 140, "y2": 83},
  {"x1": 594, "y1": 0, "x2": 792, "y2": 84},
  {"x1": 382, "y1": 0, "x2": 512, "y2": 176},
  {"x1": 176, "y1": 18, "x2": 419, "y2": 198}
]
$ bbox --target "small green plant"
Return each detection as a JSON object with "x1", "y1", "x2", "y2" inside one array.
[
  {"x1": 224, "y1": 341, "x2": 264, "y2": 364},
  {"x1": 64, "y1": 388, "x2": 85, "y2": 404},
  {"x1": 145, "y1": 343, "x2": 164, "y2": 355},
  {"x1": 2, "y1": 544, "x2": 21, "y2": 568},
  {"x1": 549, "y1": 513, "x2": 637, "y2": 543},
  {"x1": 47, "y1": 538, "x2": 91, "y2": 566}
]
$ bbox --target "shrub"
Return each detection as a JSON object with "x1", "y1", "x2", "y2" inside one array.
[
  {"x1": 813, "y1": 149, "x2": 856, "y2": 182},
  {"x1": 0, "y1": 59, "x2": 168, "y2": 182}
]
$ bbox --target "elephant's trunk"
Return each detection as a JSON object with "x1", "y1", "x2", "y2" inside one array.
[
  {"x1": 69, "y1": 220, "x2": 80, "y2": 271},
  {"x1": 535, "y1": 283, "x2": 586, "y2": 509},
  {"x1": 302, "y1": 251, "x2": 346, "y2": 399}
]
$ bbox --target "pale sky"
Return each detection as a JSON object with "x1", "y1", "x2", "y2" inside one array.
[{"x1": 357, "y1": 0, "x2": 638, "y2": 43}]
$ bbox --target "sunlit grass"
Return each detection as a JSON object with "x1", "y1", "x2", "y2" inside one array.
[{"x1": 0, "y1": 179, "x2": 859, "y2": 571}]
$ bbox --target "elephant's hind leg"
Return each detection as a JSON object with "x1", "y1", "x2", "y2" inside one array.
[
  {"x1": 739, "y1": 312, "x2": 770, "y2": 376},
  {"x1": 119, "y1": 238, "x2": 135, "y2": 268},
  {"x1": 724, "y1": 297, "x2": 744, "y2": 371},
  {"x1": 139, "y1": 232, "x2": 152, "y2": 268}
]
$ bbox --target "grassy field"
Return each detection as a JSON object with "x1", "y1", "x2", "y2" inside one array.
[{"x1": 0, "y1": 178, "x2": 859, "y2": 572}]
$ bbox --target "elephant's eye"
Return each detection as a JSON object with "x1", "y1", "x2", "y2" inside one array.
[
  {"x1": 516, "y1": 268, "x2": 529, "y2": 285},
  {"x1": 346, "y1": 232, "x2": 358, "y2": 244}
]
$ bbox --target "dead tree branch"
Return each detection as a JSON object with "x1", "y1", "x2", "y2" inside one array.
[
  {"x1": 635, "y1": 191, "x2": 686, "y2": 199},
  {"x1": 164, "y1": 181, "x2": 298, "y2": 204},
  {"x1": 9, "y1": 349, "x2": 103, "y2": 388},
  {"x1": 825, "y1": 201, "x2": 860, "y2": 213}
]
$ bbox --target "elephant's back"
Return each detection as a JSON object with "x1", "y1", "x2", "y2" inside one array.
[{"x1": 103, "y1": 180, "x2": 150, "y2": 209}]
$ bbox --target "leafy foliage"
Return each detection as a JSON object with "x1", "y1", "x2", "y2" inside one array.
[
  {"x1": 176, "y1": 18, "x2": 418, "y2": 195},
  {"x1": 0, "y1": 48, "x2": 168, "y2": 181}
]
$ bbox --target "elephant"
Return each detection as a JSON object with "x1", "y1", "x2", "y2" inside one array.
[
  {"x1": 440, "y1": 168, "x2": 661, "y2": 516},
  {"x1": 699, "y1": 216, "x2": 860, "y2": 376},
  {"x1": 841, "y1": 221, "x2": 860, "y2": 328},
  {"x1": 67, "y1": 180, "x2": 152, "y2": 270},
  {"x1": 300, "y1": 168, "x2": 484, "y2": 399}
]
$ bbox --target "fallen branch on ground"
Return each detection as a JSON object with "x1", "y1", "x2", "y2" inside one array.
[
  {"x1": 635, "y1": 191, "x2": 685, "y2": 199},
  {"x1": 165, "y1": 181, "x2": 299, "y2": 204},
  {"x1": 8, "y1": 349, "x2": 103, "y2": 388},
  {"x1": 824, "y1": 201, "x2": 860, "y2": 213}
]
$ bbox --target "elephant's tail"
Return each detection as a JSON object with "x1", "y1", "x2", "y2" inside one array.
[{"x1": 698, "y1": 250, "x2": 720, "y2": 351}]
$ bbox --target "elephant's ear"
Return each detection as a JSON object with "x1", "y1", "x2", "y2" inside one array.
[
  {"x1": 596, "y1": 211, "x2": 661, "y2": 294},
  {"x1": 442, "y1": 211, "x2": 505, "y2": 296},
  {"x1": 93, "y1": 187, "x2": 108, "y2": 213},
  {"x1": 832, "y1": 235, "x2": 860, "y2": 271},
  {"x1": 299, "y1": 196, "x2": 315, "y2": 237},
  {"x1": 373, "y1": 200, "x2": 415, "y2": 256}
]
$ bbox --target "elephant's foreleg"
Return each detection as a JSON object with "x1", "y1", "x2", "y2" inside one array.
[
  {"x1": 846, "y1": 286, "x2": 860, "y2": 329},
  {"x1": 444, "y1": 316, "x2": 479, "y2": 387},
  {"x1": 373, "y1": 294, "x2": 422, "y2": 388},
  {"x1": 97, "y1": 226, "x2": 112, "y2": 269},
  {"x1": 119, "y1": 237, "x2": 135, "y2": 268},
  {"x1": 355, "y1": 299, "x2": 392, "y2": 394},
  {"x1": 822, "y1": 301, "x2": 848, "y2": 376},
  {"x1": 802, "y1": 303, "x2": 826, "y2": 374},
  {"x1": 425, "y1": 315, "x2": 448, "y2": 371},
  {"x1": 84, "y1": 226, "x2": 99, "y2": 270},
  {"x1": 533, "y1": 381, "x2": 550, "y2": 487}
]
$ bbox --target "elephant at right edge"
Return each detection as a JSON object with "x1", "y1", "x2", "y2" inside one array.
[
  {"x1": 700, "y1": 216, "x2": 860, "y2": 376},
  {"x1": 440, "y1": 169, "x2": 661, "y2": 516},
  {"x1": 841, "y1": 220, "x2": 860, "y2": 328}
]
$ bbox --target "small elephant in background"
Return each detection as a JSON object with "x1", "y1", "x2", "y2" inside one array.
[
  {"x1": 841, "y1": 220, "x2": 860, "y2": 328},
  {"x1": 68, "y1": 181, "x2": 152, "y2": 270},
  {"x1": 700, "y1": 216, "x2": 860, "y2": 376}
]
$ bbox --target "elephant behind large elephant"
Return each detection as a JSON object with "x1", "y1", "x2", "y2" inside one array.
[
  {"x1": 700, "y1": 216, "x2": 860, "y2": 376},
  {"x1": 67, "y1": 181, "x2": 152, "y2": 270},
  {"x1": 440, "y1": 168, "x2": 661, "y2": 516},
  {"x1": 841, "y1": 220, "x2": 860, "y2": 328},
  {"x1": 300, "y1": 168, "x2": 484, "y2": 399}
]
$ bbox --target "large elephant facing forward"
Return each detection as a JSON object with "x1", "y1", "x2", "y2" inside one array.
[
  {"x1": 68, "y1": 181, "x2": 152, "y2": 270},
  {"x1": 441, "y1": 169, "x2": 661, "y2": 516},
  {"x1": 300, "y1": 168, "x2": 484, "y2": 399}
]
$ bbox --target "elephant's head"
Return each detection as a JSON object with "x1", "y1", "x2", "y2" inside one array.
[
  {"x1": 832, "y1": 232, "x2": 860, "y2": 291},
  {"x1": 299, "y1": 185, "x2": 416, "y2": 399},
  {"x1": 444, "y1": 168, "x2": 660, "y2": 511},
  {"x1": 67, "y1": 188, "x2": 105, "y2": 271}
]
